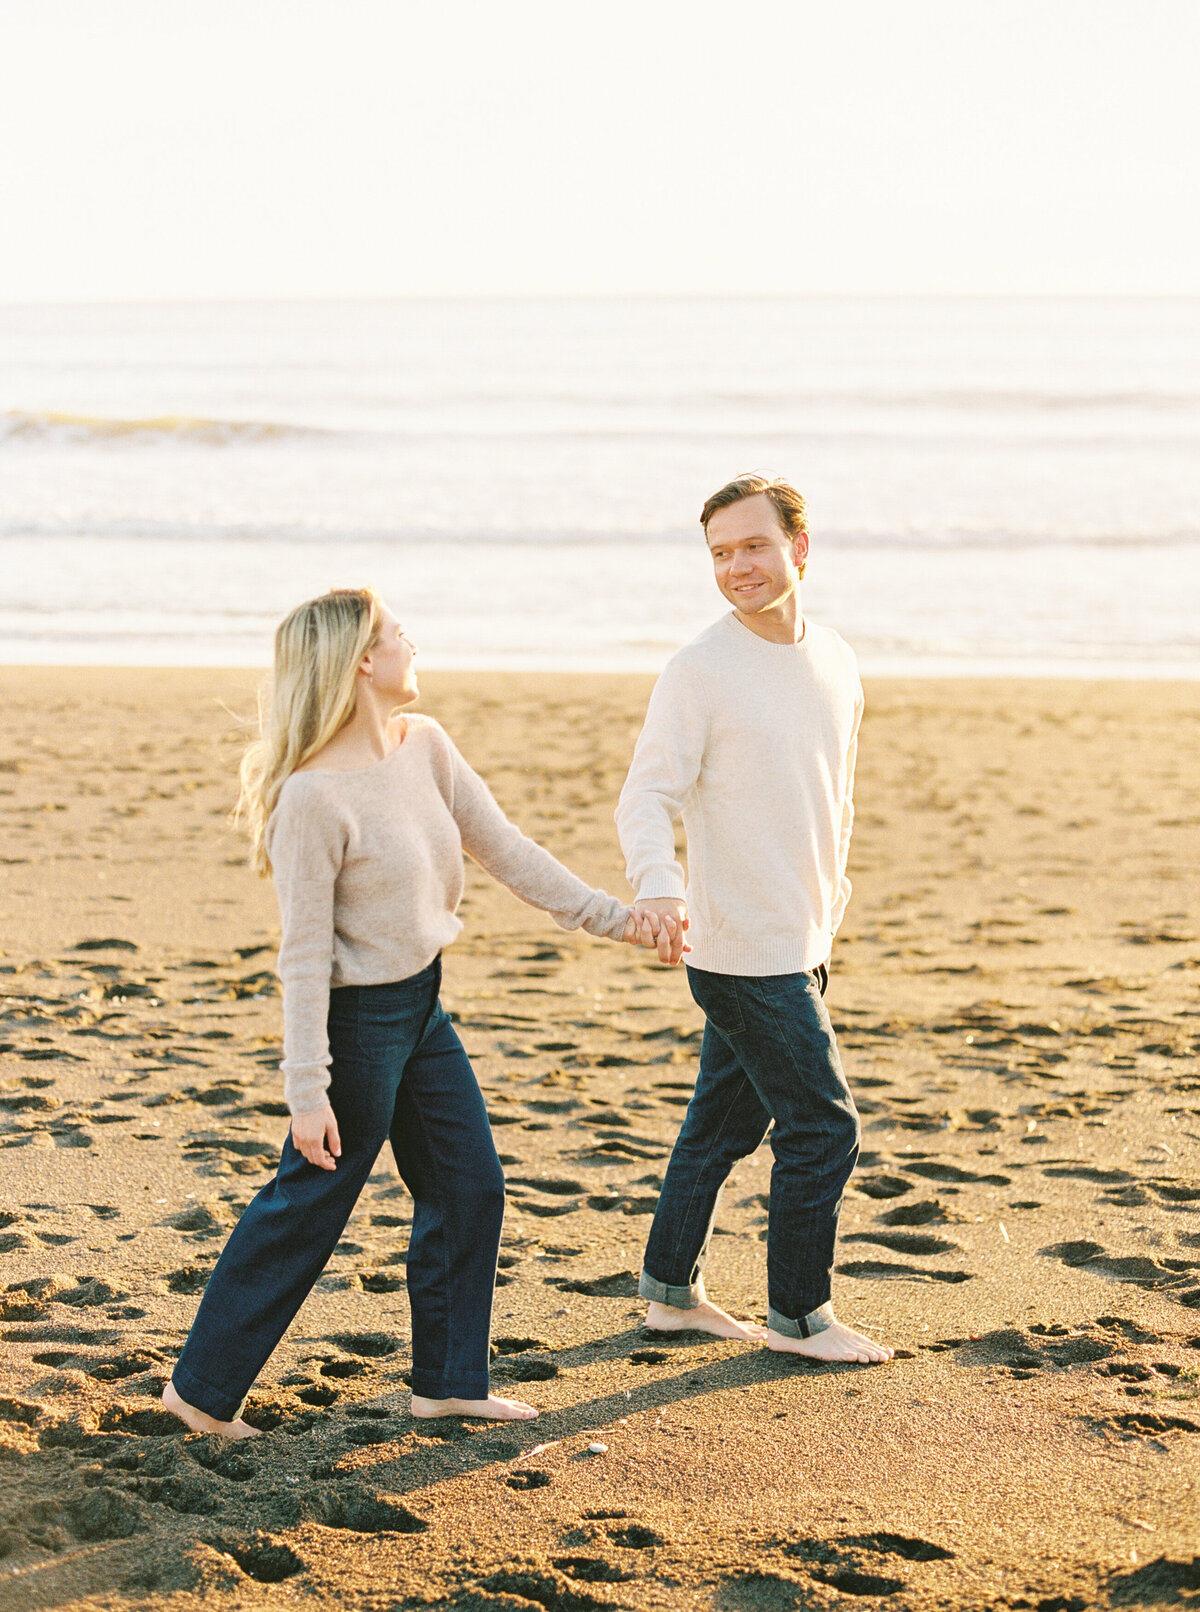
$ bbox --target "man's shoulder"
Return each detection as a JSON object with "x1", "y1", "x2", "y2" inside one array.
[
  {"x1": 661, "y1": 614, "x2": 738, "y2": 672},
  {"x1": 806, "y1": 620, "x2": 860, "y2": 670}
]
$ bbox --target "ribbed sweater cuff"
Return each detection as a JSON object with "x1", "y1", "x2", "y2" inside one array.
[
  {"x1": 633, "y1": 874, "x2": 687, "y2": 902},
  {"x1": 283, "y1": 1066, "x2": 333, "y2": 1119}
]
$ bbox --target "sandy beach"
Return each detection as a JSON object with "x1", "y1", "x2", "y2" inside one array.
[{"x1": 0, "y1": 665, "x2": 1197, "y2": 1611}]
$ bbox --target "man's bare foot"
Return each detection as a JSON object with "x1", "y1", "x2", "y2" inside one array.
[
  {"x1": 410, "y1": 1393, "x2": 538, "y2": 1421},
  {"x1": 767, "y1": 1320, "x2": 893, "y2": 1364},
  {"x1": 644, "y1": 1298, "x2": 767, "y2": 1341},
  {"x1": 162, "y1": 1378, "x2": 261, "y2": 1438}
]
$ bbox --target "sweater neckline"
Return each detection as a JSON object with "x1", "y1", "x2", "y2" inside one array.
[
  {"x1": 293, "y1": 718, "x2": 418, "y2": 779},
  {"x1": 724, "y1": 611, "x2": 811, "y2": 651}
]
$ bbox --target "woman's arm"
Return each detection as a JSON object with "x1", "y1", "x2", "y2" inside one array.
[
  {"x1": 442, "y1": 738, "x2": 631, "y2": 941},
  {"x1": 267, "y1": 780, "x2": 346, "y2": 1125}
]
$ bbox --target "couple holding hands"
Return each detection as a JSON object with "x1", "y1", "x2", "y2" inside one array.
[{"x1": 163, "y1": 473, "x2": 891, "y2": 1441}]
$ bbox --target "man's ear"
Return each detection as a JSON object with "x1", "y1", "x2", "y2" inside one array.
[{"x1": 794, "y1": 530, "x2": 810, "y2": 569}]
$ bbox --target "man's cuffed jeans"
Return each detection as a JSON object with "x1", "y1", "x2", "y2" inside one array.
[{"x1": 639, "y1": 963, "x2": 859, "y2": 1338}]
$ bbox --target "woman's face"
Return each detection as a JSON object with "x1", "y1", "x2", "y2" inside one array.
[{"x1": 363, "y1": 606, "x2": 419, "y2": 706}]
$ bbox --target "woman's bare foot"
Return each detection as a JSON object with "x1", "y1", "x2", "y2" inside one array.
[
  {"x1": 410, "y1": 1393, "x2": 538, "y2": 1421},
  {"x1": 767, "y1": 1320, "x2": 893, "y2": 1364},
  {"x1": 644, "y1": 1299, "x2": 767, "y2": 1341},
  {"x1": 162, "y1": 1379, "x2": 261, "y2": 1438}
]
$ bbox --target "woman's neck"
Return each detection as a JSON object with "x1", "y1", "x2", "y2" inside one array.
[{"x1": 301, "y1": 686, "x2": 407, "y2": 772}]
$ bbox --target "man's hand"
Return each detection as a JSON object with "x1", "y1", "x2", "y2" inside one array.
[
  {"x1": 623, "y1": 909, "x2": 683, "y2": 965},
  {"x1": 291, "y1": 1102, "x2": 342, "y2": 1170},
  {"x1": 633, "y1": 897, "x2": 689, "y2": 966}
]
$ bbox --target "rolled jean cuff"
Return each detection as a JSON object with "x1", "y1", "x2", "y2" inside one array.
[
  {"x1": 638, "y1": 1269, "x2": 706, "y2": 1309},
  {"x1": 409, "y1": 1367, "x2": 491, "y2": 1401},
  {"x1": 170, "y1": 1362, "x2": 247, "y2": 1424},
  {"x1": 768, "y1": 1300, "x2": 836, "y2": 1340}
]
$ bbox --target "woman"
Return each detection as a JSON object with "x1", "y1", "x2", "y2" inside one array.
[{"x1": 163, "y1": 587, "x2": 673, "y2": 1438}]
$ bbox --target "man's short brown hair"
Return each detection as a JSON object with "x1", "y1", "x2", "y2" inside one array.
[{"x1": 700, "y1": 474, "x2": 808, "y2": 541}]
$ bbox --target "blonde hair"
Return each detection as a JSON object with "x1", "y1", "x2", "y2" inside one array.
[
  {"x1": 236, "y1": 588, "x2": 383, "y2": 874},
  {"x1": 700, "y1": 473, "x2": 809, "y2": 580}
]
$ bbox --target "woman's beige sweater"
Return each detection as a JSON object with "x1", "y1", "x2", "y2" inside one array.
[{"x1": 266, "y1": 714, "x2": 630, "y2": 1115}]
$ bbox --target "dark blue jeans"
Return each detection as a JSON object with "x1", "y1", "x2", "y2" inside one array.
[
  {"x1": 639, "y1": 964, "x2": 859, "y2": 1338},
  {"x1": 172, "y1": 959, "x2": 505, "y2": 1419}
]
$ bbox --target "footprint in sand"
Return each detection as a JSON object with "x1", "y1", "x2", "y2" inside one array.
[
  {"x1": 493, "y1": 1354, "x2": 560, "y2": 1383},
  {"x1": 85, "y1": 1349, "x2": 167, "y2": 1382},
  {"x1": 905, "y1": 1160, "x2": 1011, "y2": 1187},
  {"x1": 1040, "y1": 1240, "x2": 1200, "y2": 1292},
  {"x1": 321, "y1": 1331, "x2": 403, "y2": 1358},
  {"x1": 837, "y1": 1259, "x2": 972, "y2": 1284},
  {"x1": 1109, "y1": 1559, "x2": 1200, "y2": 1603},
  {"x1": 163, "y1": 1203, "x2": 228, "y2": 1237},
  {"x1": 552, "y1": 1555, "x2": 635, "y2": 1582},
  {"x1": 1098, "y1": 1410, "x2": 1200, "y2": 1440},
  {"x1": 1042, "y1": 1165, "x2": 1134, "y2": 1185},
  {"x1": 307, "y1": 1482, "x2": 427, "y2": 1534},
  {"x1": 508, "y1": 1176, "x2": 586, "y2": 1196},
  {"x1": 842, "y1": 1231, "x2": 962, "y2": 1256},
  {"x1": 855, "y1": 1174, "x2": 915, "y2": 1200},
  {"x1": 159, "y1": 1253, "x2": 216, "y2": 1292},
  {"x1": 607, "y1": 1523, "x2": 668, "y2": 1549},
  {"x1": 551, "y1": 1271, "x2": 640, "y2": 1299},
  {"x1": 208, "y1": 1537, "x2": 307, "y2": 1584},
  {"x1": 586, "y1": 1192, "x2": 659, "y2": 1215},
  {"x1": 319, "y1": 1359, "x2": 367, "y2": 1379},
  {"x1": 878, "y1": 1198, "x2": 959, "y2": 1226},
  {"x1": 297, "y1": 1384, "x2": 340, "y2": 1406},
  {"x1": 955, "y1": 1326, "x2": 1115, "y2": 1373}
]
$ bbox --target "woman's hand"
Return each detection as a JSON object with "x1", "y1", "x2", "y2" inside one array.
[{"x1": 291, "y1": 1102, "x2": 342, "y2": 1170}]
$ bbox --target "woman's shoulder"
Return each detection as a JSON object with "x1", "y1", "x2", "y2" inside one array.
[
  {"x1": 403, "y1": 711, "x2": 449, "y2": 743},
  {"x1": 268, "y1": 769, "x2": 345, "y2": 838}
]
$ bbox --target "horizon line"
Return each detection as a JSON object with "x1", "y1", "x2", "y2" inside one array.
[{"x1": 4, "y1": 289, "x2": 1200, "y2": 312}]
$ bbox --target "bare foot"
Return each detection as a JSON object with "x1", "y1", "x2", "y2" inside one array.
[
  {"x1": 644, "y1": 1299, "x2": 767, "y2": 1341},
  {"x1": 162, "y1": 1378, "x2": 261, "y2": 1438},
  {"x1": 767, "y1": 1320, "x2": 894, "y2": 1364},
  {"x1": 410, "y1": 1393, "x2": 538, "y2": 1421}
]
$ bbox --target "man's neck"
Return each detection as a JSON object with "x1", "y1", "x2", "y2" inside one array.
[{"x1": 734, "y1": 592, "x2": 805, "y2": 645}]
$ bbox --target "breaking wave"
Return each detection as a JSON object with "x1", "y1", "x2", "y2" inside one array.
[
  {"x1": 0, "y1": 409, "x2": 330, "y2": 446},
  {"x1": 0, "y1": 515, "x2": 1196, "y2": 549}
]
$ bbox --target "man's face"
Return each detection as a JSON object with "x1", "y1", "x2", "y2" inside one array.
[{"x1": 705, "y1": 492, "x2": 808, "y2": 618}]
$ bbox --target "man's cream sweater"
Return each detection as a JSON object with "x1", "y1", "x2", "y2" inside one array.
[
  {"x1": 616, "y1": 613, "x2": 863, "y2": 977},
  {"x1": 267, "y1": 715, "x2": 630, "y2": 1115}
]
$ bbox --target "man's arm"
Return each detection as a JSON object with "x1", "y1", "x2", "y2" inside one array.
[
  {"x1": 829, "y1": 681, "x2": 864, "y2": 938},
  {"x1": 615, "y1": 659, "x2": 707, "y2": 965}
]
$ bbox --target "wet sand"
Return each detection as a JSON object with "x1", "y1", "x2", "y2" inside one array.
[{"x1": 0, "y1": 666, "x2": 1198, "y2": 1611}]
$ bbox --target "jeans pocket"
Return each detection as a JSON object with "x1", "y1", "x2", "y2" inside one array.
[
  {"x1": 354, "y1": 1002, "x2": 409, "y2": 1059},
  {"x1": 687, "y1": 969, "x2": 746, "y2": 1035}
]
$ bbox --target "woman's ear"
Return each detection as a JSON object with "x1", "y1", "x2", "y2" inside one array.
[{"x1": 357, "y1": 650, "x2": 374, "y2": 683}]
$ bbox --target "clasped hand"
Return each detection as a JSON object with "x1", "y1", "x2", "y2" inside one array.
[{"x1": 622, "y1": 897, "x2": 690, "y2": 966}]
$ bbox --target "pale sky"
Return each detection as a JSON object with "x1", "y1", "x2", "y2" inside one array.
[{"x1": 0, "y1": 0, "x2": 1197, "y2": 302}]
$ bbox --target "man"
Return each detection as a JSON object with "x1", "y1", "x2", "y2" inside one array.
[{"x1": 616, "y1": 474, "x2": 892, "y2": 1364}]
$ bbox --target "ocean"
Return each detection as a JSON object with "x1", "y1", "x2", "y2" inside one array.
[{"x1": 2, "y1": 296, "x2": 1197, "y2": 675}]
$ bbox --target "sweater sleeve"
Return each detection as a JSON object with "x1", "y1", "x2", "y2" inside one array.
[
  {"x1": 443, "y1": 736, "x2": 630, "y2": 940},
  {"x1": 266, "y1": 779, "x2": 347, "y2": 1117},
  {"x1": 615, "y1": 655, "x2": 708, "y2": 900},
  {"x1": 829, "y1": 677, "x2": 864, "y2": 937}
]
